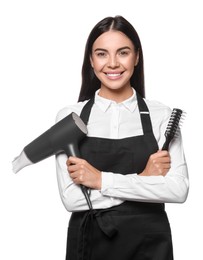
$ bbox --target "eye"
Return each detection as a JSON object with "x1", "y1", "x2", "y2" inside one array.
[
  {"x1": 119, "y1": 50, "x2": 129, "y2": 56},
  {"x1": 95, "y1": 51, "x2": 107, "y2": 58}
]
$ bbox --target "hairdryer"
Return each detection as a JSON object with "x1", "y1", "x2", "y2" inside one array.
[
  {"x1": 12, "y1": 112, "x2": 93, "y2": 209},
  {"x1": 12, "y1": 112, "x2": 88, "y2": 173}
]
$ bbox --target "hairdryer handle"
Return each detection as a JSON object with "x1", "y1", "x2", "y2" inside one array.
[
  {"x1": 64, "y1": 143, "x2": 81, "y2": 158},
  {"x1": 64, "y1": 144, "x2": 93, "y2": 210}
]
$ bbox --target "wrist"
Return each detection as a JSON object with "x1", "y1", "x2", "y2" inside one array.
[{"x1": 95, "y1": 170, "x2": 102, "y2": 190}]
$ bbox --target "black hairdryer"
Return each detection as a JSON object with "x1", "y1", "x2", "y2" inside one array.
[
  {"x1": 12, "y1": 112, "x2": 93, "y2": 209},
  {"x1": 12, "y1": 112, "x2": 87, "y2": 173}
]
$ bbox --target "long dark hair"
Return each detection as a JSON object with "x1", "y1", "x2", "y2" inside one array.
[{"x1": 78, "y1": 16, "x2": 145, "y2": 102}]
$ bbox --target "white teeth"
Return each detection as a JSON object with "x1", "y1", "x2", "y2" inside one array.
[{"x1": 106, "y1": 73, "x2": 121, "y2": 77}]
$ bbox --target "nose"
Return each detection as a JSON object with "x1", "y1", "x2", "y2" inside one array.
[{"x1": 107, "y1": 55, "x2": 119, "y2": 68}]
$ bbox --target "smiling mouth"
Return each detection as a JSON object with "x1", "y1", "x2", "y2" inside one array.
[{"x1": 105, "y1": 72, "x2": 124, "y2": 78}]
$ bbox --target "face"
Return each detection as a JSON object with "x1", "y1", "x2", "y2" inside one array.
[{"x1": 90, "y1": 30, "x2": 139, "y2": 95}]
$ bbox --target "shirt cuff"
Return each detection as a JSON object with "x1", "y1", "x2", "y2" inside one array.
[{"x1": 101, "y1": 171, "x2": 115, "y2": 193}]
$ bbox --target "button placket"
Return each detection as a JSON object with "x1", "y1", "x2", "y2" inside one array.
[{"x1": 110, "y1": 104, "x2": 120, "y2": 138}]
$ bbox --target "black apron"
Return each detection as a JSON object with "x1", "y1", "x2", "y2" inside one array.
[{"x1": 66, "y1": 93, "x2": 173, "y2": 260}]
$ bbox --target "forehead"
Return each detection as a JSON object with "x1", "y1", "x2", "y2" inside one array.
[{"x1": 92, "y1": 30, "x2": 134, "y2": 50}]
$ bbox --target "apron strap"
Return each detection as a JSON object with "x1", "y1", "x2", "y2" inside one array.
[
  {"x1": 80, "y1": 97, "x2": 95, "y2": 125},
  {"x1": 136, "y1": 92, "x2": 154, "y2": 134}
]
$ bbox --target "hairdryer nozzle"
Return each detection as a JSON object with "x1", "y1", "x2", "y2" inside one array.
[
  {"x1": 12, "y1": 112, "x2": 88, "y2": 173},
  {"x1": 72, "y1": 113, "x2": 88, "y2": 135},
  {"x1": 12, "y1": 150, "x2": 33, "y2": 174}
]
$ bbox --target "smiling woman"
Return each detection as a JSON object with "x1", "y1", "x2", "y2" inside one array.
[
  {"x1": 90, "y1": 31, "x2": 139, "y2": 102},
  {"x1": 55, "y1": 15, "x2": 188, "y2": 260},
  {"x1": 78, "y1": 15, "x2": 145, "y2": 102}
]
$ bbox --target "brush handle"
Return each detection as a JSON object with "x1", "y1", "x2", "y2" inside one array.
[{"x1": 162, "y1": 136, "x2": 171, "y2": 151}]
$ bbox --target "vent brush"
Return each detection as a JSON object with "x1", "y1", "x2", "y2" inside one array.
[{"x1": 162, "y1": 108, "x2": 184, "y2": 151}]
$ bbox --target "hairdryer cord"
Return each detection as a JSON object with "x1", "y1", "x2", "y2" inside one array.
[{"x1": 81, "y1": 185, "x2": 93, "y2": 210}]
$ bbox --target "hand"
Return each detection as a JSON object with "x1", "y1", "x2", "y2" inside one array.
[
  {"x1": 67, "y1": 156, "x2": 102, "y2": 190},
  {"x1": 140, "y1": 150, "x2": 171, "y2": 177}
]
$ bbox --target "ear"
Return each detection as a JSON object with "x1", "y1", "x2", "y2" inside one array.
[
  {"x1": 134, "y1": 51, "x2": 139, "y2": 66},
  {"x1": 90, "y1": 55, "x2": 94, "y2": 68}
]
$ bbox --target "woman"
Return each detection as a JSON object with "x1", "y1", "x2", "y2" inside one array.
[{"x1": 56, "y1": 16, "x2": 189, "y2": 260}]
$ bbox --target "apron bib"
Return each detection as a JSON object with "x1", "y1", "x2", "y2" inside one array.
[{"x1": 66, "y1": 93, "x2": 173, "y2": 260}]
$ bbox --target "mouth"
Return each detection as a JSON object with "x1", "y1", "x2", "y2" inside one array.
[{"x1": 105, "y1": 71, "x2": 124, "y2": 79}]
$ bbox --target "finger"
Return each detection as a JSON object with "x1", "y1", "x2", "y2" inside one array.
[
  {"x1": 149, "y1": 151, "x2": 168, "y2": 162},
  {"x1": 69, "y1": 170, "x2": 80, "y2": 179},
  {"x1": 157, "y1": 150, "x2": 170, "y2": 157},
  {"x1": 69, "y1": 156, "x2": 84, "y2": 165},
  {"x1": 162, "y1": 162, "x2": 171, "y2": 170},
  {"x1": 67, "y1": 164, "x2": 79, "y2": 173},
  {"x1": 158, "y1": 157, "x2": 171, "y2": 164},
  {"x1": 66, "y1": 158, "x2": 74, "y2": 167},
  {"x1": 70, "y1": 170, "x2": 85, "y2": 184},
  {"x1": 66, "y1": 156, "x2": 81, "y2": 166}
]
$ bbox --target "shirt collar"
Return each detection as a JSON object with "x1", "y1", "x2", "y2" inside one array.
[{"x1": 94, "y1": 88, "x2": 138, "y2": 113}]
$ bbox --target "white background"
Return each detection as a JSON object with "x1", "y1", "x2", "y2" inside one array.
[{"x1": 0, "y1": 0, "x2": 202, "y2": 259}]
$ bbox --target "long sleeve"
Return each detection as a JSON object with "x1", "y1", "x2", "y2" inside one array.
[
  {"x1": 55, "y1": 105, "x2": 124, "y2": 212},
  {"x1": 101, "y1": 133, "x2": 189, "y2": 203},
  {"x1": 55, "y1": 90, "x2": 189, "y2": 212}
]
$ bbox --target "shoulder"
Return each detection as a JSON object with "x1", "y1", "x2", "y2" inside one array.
[
  {"x1": 55, "y1": 100, "x2": 89, "y2": 122},
  {"x1": 144, "y1": 98, "x2": 172, "y2": 123}
]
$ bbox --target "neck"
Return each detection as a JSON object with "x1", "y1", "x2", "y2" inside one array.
[{"x1": 98, "y1": 86, "x2": 133, "y2": 103}]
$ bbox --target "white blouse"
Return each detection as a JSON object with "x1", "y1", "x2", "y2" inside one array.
[{"x1": 55, "y1": 89, "x2": 189, "y2": 212}]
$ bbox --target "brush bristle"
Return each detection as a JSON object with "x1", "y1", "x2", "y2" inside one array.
[
  {"x1": 162, "y1": 108, "x2": 185, "y2": 150},
  {"x1": 165, "y1": 108, "x2": 184, "y2": 138}
]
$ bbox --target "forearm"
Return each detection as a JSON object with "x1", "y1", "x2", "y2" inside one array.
[
  {"x1": 56, "y1": 153, "x2": 124, "y2": 211},
  {"x1": 101, "y1": 165, "x2": 189, "y2": 203}
]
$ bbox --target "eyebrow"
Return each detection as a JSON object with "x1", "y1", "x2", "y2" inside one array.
[{"x1": 94, "y1": 46, "x2": 132, "y2": 52}]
